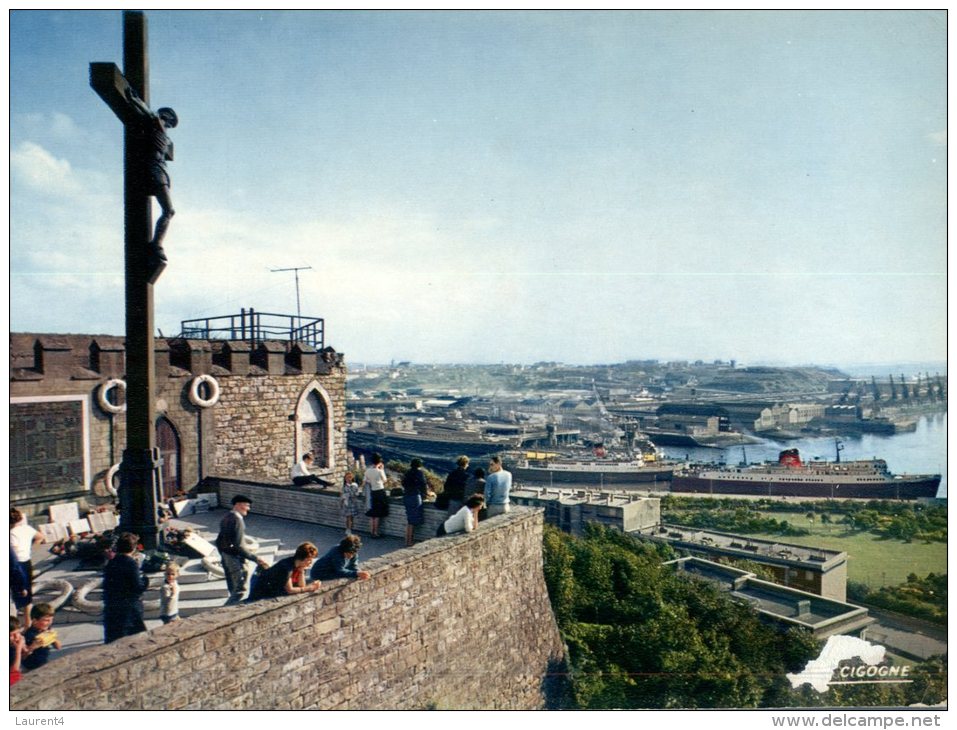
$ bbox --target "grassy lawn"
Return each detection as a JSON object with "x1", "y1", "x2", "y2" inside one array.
[{"x1": 750, "y1": 511, "x2": 946, "y2": 589}]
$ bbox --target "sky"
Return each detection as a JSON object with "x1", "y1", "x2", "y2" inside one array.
[{"x1": 7, "y1": 10, "x2": 948, "y2": 367}]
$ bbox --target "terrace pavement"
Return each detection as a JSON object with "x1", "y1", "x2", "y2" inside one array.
[{"x1": 22, "y1": 508, "x2": 406, "y2": 661}]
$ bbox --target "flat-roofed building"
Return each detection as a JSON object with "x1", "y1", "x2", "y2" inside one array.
[
  {"x1": 511, "y1": 487, "x2": 660, "y2": 536},
  {"x1": 638, "y1": 524, "x2": 848, "y2": 601},
  {"x1": 666, "y1": 557, "x2": 873, "y2": 640}
]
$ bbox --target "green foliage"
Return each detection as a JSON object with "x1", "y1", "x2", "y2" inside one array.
[
  {"x1": 660, "y1": 496, "x2": 947, "y2": 543},
  {"x1": 903, "y1": 655, "x2": 947, "y2": 706},
  {"x1": 385, "y1": 460, "x2": 443, "y2": 494},
  {"x1": 846, "y1": 573, "x2": 947, "y2": 625},
  {"x1": 541, "y1": 524, "x2": 946, "y2": 709},
  {"x1": 660, "y1": 500, "x2": 812, "y2": 537},
  {"x1": 541, "y1": 524, "x2": 821, "y2": 708}
]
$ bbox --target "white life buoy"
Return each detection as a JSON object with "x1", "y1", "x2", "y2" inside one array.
[
  {"x1": 93, "y1": 463, "x2": 120, "y2": 497},
  {"x1": 188, "y1": 374, "x2": 221, "y2": 408},
  {"x1": 32, "y1": 579, "x2": 74, "y2": 612},
  {"x1": 103, "y1": 463, "x2": 120, "y2": 497},
  {"x1": 97, "y1": 379, "x2": 127, "y2": 414}
]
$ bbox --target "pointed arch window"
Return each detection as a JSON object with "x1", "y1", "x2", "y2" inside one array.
[
  {"x1": 156, "y1": 416, "x2": 182, "y2": 500},
  {"x1": 298, "y1": 387, "x2": 330, "y2": 468}
]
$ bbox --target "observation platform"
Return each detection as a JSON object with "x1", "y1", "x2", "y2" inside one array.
[{"x1": 26, "y1": 508, "x2": 405, "y2": 661}]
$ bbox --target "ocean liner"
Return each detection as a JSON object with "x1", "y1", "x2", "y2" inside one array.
[
  {"x1": 671, "y1": 448, "x2": 941, "y2": 500},
  {"x1": 503, "y1": 446, "x2": 675, "y2": 489},
  {"x1": 347, "y1": 422, "x2": 519, "y2": 471}
]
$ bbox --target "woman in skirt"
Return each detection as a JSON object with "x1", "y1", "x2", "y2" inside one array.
[
  {"x1": 362, "y1": 453, "x2": 389, "y2": 538},
  {"x1": 402, "y1": 458, "x2": 430, "y2": 546}
]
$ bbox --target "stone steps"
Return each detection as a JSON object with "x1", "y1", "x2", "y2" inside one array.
[{"x1": 33, "y1": 533, "x2": 287, "y2": 624}]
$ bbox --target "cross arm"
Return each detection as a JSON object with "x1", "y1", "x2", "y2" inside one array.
[{"x1": 90, "y1": 62, "x2": 139, "y2": 125}]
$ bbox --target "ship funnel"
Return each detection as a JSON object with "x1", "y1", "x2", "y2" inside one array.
[{"x1": 778, "y1": 449, "x2": 802, "y2": 468}]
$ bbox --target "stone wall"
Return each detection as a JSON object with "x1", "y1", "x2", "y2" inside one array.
[
  {"x1": 210, "y1": 478, "x2": 448, "y2": 539},
  {"x1": 212, "y1": 371, "x2": 347, "y2": 483},
  {"x1": 10, "y1": 508, "x2": 567, "y2": 710},
  {"x1": 9, "y1": 334, "x2": 348, "y2": 518}
]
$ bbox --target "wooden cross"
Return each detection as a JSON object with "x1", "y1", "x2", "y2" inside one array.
[{"x1": 90, "y1": 11, "x2": 161, "y2": 550}]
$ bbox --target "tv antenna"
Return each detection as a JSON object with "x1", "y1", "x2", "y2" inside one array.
[{"x1": 270, "y1": 265, "x2": 313, "y2": 320}]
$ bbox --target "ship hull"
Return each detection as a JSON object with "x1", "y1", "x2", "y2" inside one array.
[
  {"x1": 671, "y1": 474, "x2": 941, "y2": 500},
  {"x1": 347, "y1": 429, "x2": 508, "y2": 469},
  {"x1": 510, "y1": 464, "x2": 674, "y2": 487}
]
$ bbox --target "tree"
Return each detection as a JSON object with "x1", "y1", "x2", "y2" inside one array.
[{"x1": 541, "y1": 524, "x2": 824, "y2": 709}]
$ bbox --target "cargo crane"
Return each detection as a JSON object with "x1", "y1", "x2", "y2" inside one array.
[
  {"x1": 899, "y1": 374, "x2": 910, "y2": 400},
  {"x1": 871, "y1": 376, "x2": 883, "y2": 401},
  {"x1": 936, "y1": 373, "x2": 946, "y2": 400},
  {"x1": 888, "y1": 375, "x2": 897, "y2": 400},
  {"x1": 838, "y1": 384, "x2": 852, "y2": 403}
]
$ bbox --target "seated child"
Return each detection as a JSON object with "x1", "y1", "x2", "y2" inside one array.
[
  {"x1": 22, "y1": 603, "x2": 60, "y2": 671},
  {"x1": 10, "y1": 617, "x2": 27, "y2": 686}
]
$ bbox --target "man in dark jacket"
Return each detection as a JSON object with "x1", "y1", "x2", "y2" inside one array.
[
  {"x1": 310, "y1": 535, "x2": 370, "y2": 581},
  {"x1": 442, "y1": 455, "x2": 471, "y2": 516},
  {"x1": 102, "y1": 533, "x2": 149, "y2": 644},
  {"x1": 216, "y1": 495, "x2": 269, "y2": 605}
]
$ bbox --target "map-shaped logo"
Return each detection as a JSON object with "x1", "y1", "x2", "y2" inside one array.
[{"x1": 786, "y1": 636, "x2": 886, "y2": 693}]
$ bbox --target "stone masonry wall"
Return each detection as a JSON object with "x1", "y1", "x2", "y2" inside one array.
[
  {"x1": 10, "y1": 508, "x2": 567, "y2": 710},
  {"x1": 10, "y1": 334, "x2": 348, "y2": 518},
  {"x1": 210, "y1": 479, "x2": 448, "y2": 540},
  {"x1": 212, "y1": 371, "x2": 347, "y2": 484}
]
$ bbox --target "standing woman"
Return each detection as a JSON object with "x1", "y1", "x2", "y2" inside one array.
[
  {"x1": 402, "y1": 459, "x2": 430, "y2": 546},
  {"x1": 362, "y1": 453, "x2": 389, "y2": 538},
  {"x1": 10, "y1": 509, "x2": 42, "y2": 629}
]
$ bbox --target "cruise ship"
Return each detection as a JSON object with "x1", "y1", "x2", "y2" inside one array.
[
  {"x1": 671, "y1": 448, "x2": 941, "y2": 500},
  {"x1": 502, "y1": 441, "x2": 676, "y2": 490}
]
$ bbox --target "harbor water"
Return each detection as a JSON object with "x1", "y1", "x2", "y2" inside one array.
[{"x1": 659, "y1": 413, "x2": 947, "y2": 498}]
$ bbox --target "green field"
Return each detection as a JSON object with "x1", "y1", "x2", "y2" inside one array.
[{"x1": 750, "y1": 511, "x2": 946, "y2": 589}]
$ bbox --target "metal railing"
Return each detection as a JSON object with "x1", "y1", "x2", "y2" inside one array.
[{"x1": 178, "y1": 308, "x2": 325, "y2": 349}]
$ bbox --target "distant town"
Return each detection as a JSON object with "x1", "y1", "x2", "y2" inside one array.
[{"x1": 346, "y1": 359, "x2": 946, "y2": 468}]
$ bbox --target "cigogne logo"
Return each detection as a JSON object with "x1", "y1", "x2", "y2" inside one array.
[
  {"x1": 833, "y1": 664, "x2": 912, "y2": 682},
  {"x1": 786, "y1": 635, "x2": 913, "y2": 693}
]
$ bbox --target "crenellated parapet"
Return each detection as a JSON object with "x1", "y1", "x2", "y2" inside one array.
[{"x1": 10, "y1": 332, "x2": 348, "y2": 517}]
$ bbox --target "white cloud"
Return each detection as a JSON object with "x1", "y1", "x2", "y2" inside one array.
[
  {"x1": 50, "y1": 112, "x2": 81, "y2": 140},
  {"x1": 10, "y1": 141, "x2": 82, "y2": 197}
]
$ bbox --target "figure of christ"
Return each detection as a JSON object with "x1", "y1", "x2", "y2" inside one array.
[{"x1": 124, "y1": 86, "x2": 177, "y2": 272}]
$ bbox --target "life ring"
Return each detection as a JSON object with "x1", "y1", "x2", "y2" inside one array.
[
  {"x1": 32, "y1": 579, "x2": 74, "y2": 612},
  {"x1": 97, "y1": 379, "x2": 127, "y2": 414},
  {"x1": 104, "y1": 463, "x2": 120, "y2": 498},
  {"x1": 202, "y1": 555, "x2": 225, "y2": 578},
  {"x1": 188, "y1": 374, "x2": 220, "y2": 408}
]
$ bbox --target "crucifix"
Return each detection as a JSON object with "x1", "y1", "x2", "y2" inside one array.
[{"x1": 90, "y1": 11, "x2": 174, "y2": 550}]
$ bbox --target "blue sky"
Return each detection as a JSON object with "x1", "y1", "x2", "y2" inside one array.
[{"x1": 8, "y1": 10, "x2": 947, "y2": 366}]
